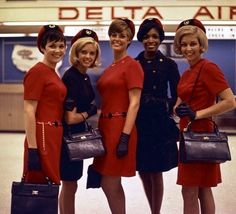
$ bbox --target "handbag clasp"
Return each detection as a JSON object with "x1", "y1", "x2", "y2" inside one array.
[
  {"x1": 32, "y1": 190, "x2": 39, "y2": 195},
  {"x1": 203, "y1": 136, "x2": 210, "y2": 141}
]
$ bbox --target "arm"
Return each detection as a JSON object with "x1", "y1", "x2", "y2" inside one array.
[
  {"x1": 168, "y1": 62, "x2": 180, "y2": 104},
  {"x1": 173, "y1": 97, "x2": 183, "y2": 115},
  {"x1": 122, "y1": 88, "x2": 142, "y2": 134},
  {"x1": 195, "y1": 88, "x2": 236, "y2": 119},
  {"x1": 24, "y1": 100, "x2": 38, "y2": 148},
  {"x1": 116, "y1": 88, "x2": 142, "y2": 158},
  {"x1": 63, "y1": 97, "x2": 97, "y2": 125},
  {"x1": 64, "y1": 107, "x2": 86, "y2": 124}
]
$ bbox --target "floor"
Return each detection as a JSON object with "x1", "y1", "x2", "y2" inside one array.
[{"x1": 0, "y1": 133, "x2": 236, "y2": 214}]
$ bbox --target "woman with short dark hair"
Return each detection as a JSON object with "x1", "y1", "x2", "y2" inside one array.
[{"x1": 23, "y1": 24, "x2": 67, "y2": 184}]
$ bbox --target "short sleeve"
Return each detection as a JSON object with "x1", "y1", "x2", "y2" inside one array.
[
  {"x1": 24, "y1": 67, "x2": 45, "y2": 100},
  {"x1": 202, "y1": 62, "x2": 229, "y2": 96},
  {"x1": 124, "y1": 59, "x2": 144, "y2": 90}
]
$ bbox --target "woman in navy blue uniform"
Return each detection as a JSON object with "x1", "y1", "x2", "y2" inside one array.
[
  {"x1": 59, "y1": 29, "x2": 101, "y2": 214},
  {"x1": 135, "y1": 18, "x2": 180, "y2": 214}
]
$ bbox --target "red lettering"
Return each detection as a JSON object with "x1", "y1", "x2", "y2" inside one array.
[
  {"x1": 230, "y1": 6, "x2": 236, "y2": 19},
  {"x1": 142, "y1": 7, "x2": 163, "y2": 19},
  {"x1": 111, "y1": 7, "x2": 124, "y2": 19},
  {"x1": 194, "y1": 6, "x2": 214, "y2": 19},
  {"x1": 86, "y1": 7, "x2": 102, "y2": 20},
  {"x1": 124, "y1": 7, "x2": 142, "y2": 19},
  {"x1": 218, "y1": 6, "x2": 222, "y2": 19},
  {"x1": 59, "y1": 7, "x2": 79, "y2": 20},
  {"x1": 58, "y1": 6, "x2": 235, "y2": 22}
]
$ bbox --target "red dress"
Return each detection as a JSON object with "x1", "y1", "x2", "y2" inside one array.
[
  {"x1": 23, "y1": 62, "x2": 67, "y2": 184},
  {"x1": 93, "y1": 56, "x2": 144, "y2": 176},
  {"x1": 177, "y1": 59, "x2": 229, "y2": 187}
]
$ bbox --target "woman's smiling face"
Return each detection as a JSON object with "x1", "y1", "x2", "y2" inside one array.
[
  {"x1": 180, "y1": 34, "x2": 202, "y2": 66},
  {"x1": 77, "y1": 43, "x2": 97, "y2": 70}
]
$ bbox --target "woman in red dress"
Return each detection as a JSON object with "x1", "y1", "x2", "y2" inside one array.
[
  {"x1": 93, "y1": 18, "x2": 144, "y2": 214},
  {"x1": 173, "y1": 19, "x2": 236, "y2": 214},
  {"x1": 23, "y1": 25, "x2": 67, "y2": 184}
]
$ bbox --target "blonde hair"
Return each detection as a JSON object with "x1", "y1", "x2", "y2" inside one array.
[
  {"x1": 69, "y1": 37, "x2": 101, "y2": 68},
  {"x1": 173, "y1": 25, "x2": 208, "y2": 55}
]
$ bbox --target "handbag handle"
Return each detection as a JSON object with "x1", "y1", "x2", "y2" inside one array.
[
  {"x1": 21, "y1": 172, "x2": 54, "y2": 185},
  {"x1": 66, "y1": 114, "x2": 96, "y2": 140},
  {"x1": 185, "y1": 120, "x2": 221, "y2": 136},
  {"x1": 80, "y1": 113, "x2": 94, "y2": 132}
]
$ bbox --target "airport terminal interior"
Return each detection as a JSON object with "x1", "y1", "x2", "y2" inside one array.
[{"x1": 0, "y1": 0, "x2": 236, "y2": 213}]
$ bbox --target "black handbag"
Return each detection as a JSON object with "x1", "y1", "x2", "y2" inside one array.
[
  {"x1": 179, "y1": 120, "x2": 231, "y2": 163},
  {"x1": 63, "y1": 120, "x2": 106, "y2": 161},
  {"x1": 11, "y1": 177, "x2": 59, "y2": 214}
]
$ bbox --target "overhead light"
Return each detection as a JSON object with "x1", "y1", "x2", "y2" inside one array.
[
  {"x1": 165, "y1": 32, "x2": 176, "y2": 37},
  {"x1": 202, "y1": 20, "x2": 236, "y2": 25},
  {"x1": 3, "y1": 22, "x2": 47, "y2": 26},
  {"x1": 3, "y1": 21, "x2": 98, "y2": 26},
  {"x1": 28, "y1": 33, "x2": 38, "y2": 37},
  {"x1": 0, "y1": 33, "x2": 26, "y2": 37}
]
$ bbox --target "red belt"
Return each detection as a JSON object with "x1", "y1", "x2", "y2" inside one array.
[
  {"x1": 37, "y1": 121, "x2": 63, "y2": 127},
  {"x1": 100, "y1": 112, "x2": 127, "y2": 119}
]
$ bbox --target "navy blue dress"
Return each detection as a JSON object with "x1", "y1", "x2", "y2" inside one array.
[
  {"x1": 136, "y1": 50, "x2": 180, "y2": 172},
  {"x1": 60, "y1": 66, "x2": 95, "y2": 181}
]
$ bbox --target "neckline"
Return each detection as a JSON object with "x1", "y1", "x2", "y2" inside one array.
[
  {"x1": 39, "y1": 62, "x2": 56, "y2": 72},
  {"x1": 111, "y1": 55, "x2": 129, "y2": 66}
]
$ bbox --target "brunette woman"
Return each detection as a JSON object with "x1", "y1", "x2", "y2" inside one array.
[
  {"x1": 92, "y1": 18, "x2": 144, "y2": 214},
  {"x1": 23, "y1": 25, "x2": 67, "y2": 184}
]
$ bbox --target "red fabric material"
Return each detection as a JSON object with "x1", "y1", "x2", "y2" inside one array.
[
  {"x1": 23, "y1": 62, "x2": 67, "y2": 184},
  {"x1": 93, "y1": 56, "x2": 144, "y2": 176},
  {"x1": 177, "y1": 59, "x2": 229, "y2": 187}
]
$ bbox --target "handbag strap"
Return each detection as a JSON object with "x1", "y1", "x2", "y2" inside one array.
[
  {"x1": 188, "y1": 62, "x2": 206, "y2": 104},
  {"x1": 80, "y1": 113, "x2": 93, "y2": 131}
]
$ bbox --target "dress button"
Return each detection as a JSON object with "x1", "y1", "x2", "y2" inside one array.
[
  {"x1": 153, "y1": 70, "x2": 156, "y2": 73},
  {"x1": 153, "y1": 85, "x2": 157, "y2": 90}
]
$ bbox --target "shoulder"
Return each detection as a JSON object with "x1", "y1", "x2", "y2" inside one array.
[
  {"x1": 24, "y1": 62, "x2": 44, "y2": 81},
  {"x1": 201, "y1": 59, "x2": 222, "y2": 76},
  {"x1": 62, "y1": 66, "x2": 77, "y2": 81},
  {"x1": 127, "y1": 56, "x2": 142, "y2": 65},
  {"x1": 27, "y1": 62, "x2": 42, "y2": 74},
  {"x1": 126, "y1": 56, "x2": 143, "y2": 70},
  {"x1": 135, "y1": 51, "x2": 144, "y2": 61}
]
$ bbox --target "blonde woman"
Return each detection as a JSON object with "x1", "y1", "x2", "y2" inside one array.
[
  {"x1": 173, "y1": 19, "x2": 236, "y2": 214},
  {"x1": 59, "y1": 29, "x2": 101, "y2": 214}
]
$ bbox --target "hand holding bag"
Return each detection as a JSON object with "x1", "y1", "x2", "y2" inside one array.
[
  {"x1": 179, "y1": 120, "x2": 231, "y2": 163},
  {"x1": 63, "y1": 120, "x2": 106, "y2": 161},
  {"x1": 11, "y1": 176, "x2": 59, "y2": 214}
]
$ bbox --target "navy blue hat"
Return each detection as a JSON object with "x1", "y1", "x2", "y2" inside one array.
[{"x1": 137, "y1": 18, "x2": 165, "y2": 42}]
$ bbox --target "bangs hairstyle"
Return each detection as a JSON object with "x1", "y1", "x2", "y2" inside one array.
[
  {"x1": 108, "y1": 19, "x2": 133, "y2": 41},
  {"x1": 69, "y1": 37, "x2": 101, "y2": 68},
  {"x1": 173, "y1": 25, "x2": 208, "y2": 55},
  {"x1": 40, "y1": 30, "x2": 66, "y2": 51}
]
